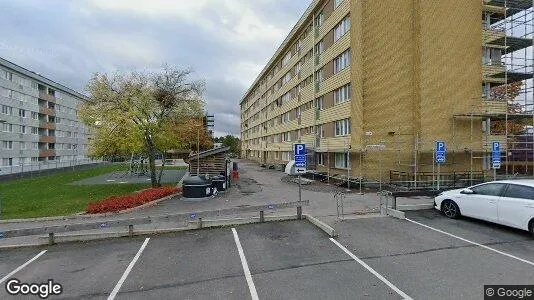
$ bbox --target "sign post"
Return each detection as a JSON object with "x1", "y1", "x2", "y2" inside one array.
[
  {"x1": 294, "y1": 143, "x2": 307, "y2": 206},
  {"x1": 435, "y1": 141, "x2": 446, "y2": 190},
  {"x1": 491, "y1": 141, "x2": 501, "y2": 181}
]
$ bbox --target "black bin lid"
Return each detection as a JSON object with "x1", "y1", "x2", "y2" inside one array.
[{"x1": 182, "y1": 176, "x2": 205, "y2": 185}]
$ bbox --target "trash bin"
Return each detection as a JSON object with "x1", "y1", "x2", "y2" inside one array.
[
  {"x1": 183, "y1": 176, "x2": 214, "y2": 198},
  {"x1": 232, "y1": 162, "x2": 238, "y2": 171},
  {"x1": 212, "y1": 175, "x2": 226, "y2": 192}
]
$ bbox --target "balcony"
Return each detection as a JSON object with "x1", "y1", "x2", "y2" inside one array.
[
  {"x1": 39, "y1": 121, "x2": 56, "y2": 130},
  {"x1": 39, "y1": 106, "x2": 55, "y2": 116},
  {"x1": 483, "y1": 29, "x2": 505, "y2": 44},
  {"x1": 39, "y1": 135, "x2": 56, "y2": 144},
  {"x1": 39, "y1": 149, "x2": 56, "y2": 158},
  {"x1": 482, "y1": 100, "x2": 507, "y2": 115},
  {"x1": 38, "y1": 91, "x2": 56, "y2": 103}
]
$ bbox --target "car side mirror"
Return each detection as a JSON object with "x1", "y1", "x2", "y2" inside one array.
[{"x1": 461, "y1": 188, "x2": 474, "y2": 194}]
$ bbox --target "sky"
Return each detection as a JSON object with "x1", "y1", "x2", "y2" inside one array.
[{"x1": 0, "y1": 0, "x2": 310, "y2": 137}]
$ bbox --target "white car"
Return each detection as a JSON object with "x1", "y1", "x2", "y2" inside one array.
[{"x1": 434, "y1": 180, "x2": 534, "y2": 236}]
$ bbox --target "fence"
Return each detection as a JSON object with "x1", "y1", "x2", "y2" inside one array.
[
  {"x1": 0, "y1": 159, "x2": 104, "y2": 180},
  {"x1": 389, "y1": 170, "x2": 485, "y2": 189}
]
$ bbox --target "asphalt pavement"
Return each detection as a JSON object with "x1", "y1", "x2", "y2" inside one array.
[{"x1": 2, "y1": 214, "x2": 534, "y2": 299}]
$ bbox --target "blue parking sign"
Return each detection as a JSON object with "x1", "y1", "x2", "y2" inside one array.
[
  {"x1": 435, "y1": 141, "x2": 446, "y2": 165},
  {"x1": 293, "y1": 143, "x2": 307, "y2": 172},
  {"x1": 492, "y1": 141, "x2": 501, "y2": 169}
]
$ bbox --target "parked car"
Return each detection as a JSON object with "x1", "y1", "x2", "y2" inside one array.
[{"x1": 434, "y1": 180, "x2": 534, "y2": 236}]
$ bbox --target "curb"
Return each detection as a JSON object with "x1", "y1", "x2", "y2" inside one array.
[
  {"x1": 386, "y1": 208, "x2": 406, "y2": 220},
  {"x1": 0, "y1": 215, "x2": 301, "y2": 249},
  {"x1": 396, "y1": 204, "x2": 434, "y2": 211},
  {"x1": 0, "y1": 193, "x2": 181, "y2": 224},
  {"x1": 304, "y1": 214, "x2": 337, "y2": 237}
]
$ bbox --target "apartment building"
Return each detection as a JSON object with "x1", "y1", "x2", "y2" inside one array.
[
  {"x1": 240, "y1": 0, "x2": 533, "y2": 185},
  {"x1": 0, "y1": 57, "x2": 91, "y2": 174}
]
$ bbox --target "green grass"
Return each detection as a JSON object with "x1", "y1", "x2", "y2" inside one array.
[{"x1": 0, "y1": 164, "x2": 151, "y2": 220}]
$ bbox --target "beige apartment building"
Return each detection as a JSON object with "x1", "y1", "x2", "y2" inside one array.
[{"x1": 240, "y1": 0, "x2": 533, "y2": 187}]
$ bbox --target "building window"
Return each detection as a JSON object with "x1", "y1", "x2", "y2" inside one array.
[
  {"x1": 335, "y1": 153, "x2": 349, "y2": 169},
  {"x1": 282, "y1": 132, "x2": 291, "y2": 142},
  {"x1": 315, "y1": 11, "x2": 324, "y2": 27},
  {"x1": 281, "y1": 92, "x2": 292, "y2": 104},
  {"x1": 32, "y1": 142, "x2": 38, "y2": 150},
  {"x1": 2, "y1": 141, "x2": 13, "y2": 149},
  {"x1": 314, "y1": 40, "x2": 324, "y2": 55},
  {"x1": 282, "y1": 72, "x2": 291, "y2": 84},
  {"x1": 281, "y1": 112, "x2": 291, "y2": 123},
  {"x1": 335, "y1": 118, "x2": 351, "y2": 136},
  {"x1": 315, "y1": 69, "x2": 324, "y2": 83},
  {"x1": 1, "y1": 105, "x2": 12, "y2": 115},
  {"x1": 314, "y1": 96, "x2": 324, "y2": 110},
  {"x1": 334, "y1": 16, "x2": 351, "y2": 41},
  {"x1": 334, "y1": 0, "x2": 344, "y2": 8},
  {"x1": 334, "y1": 50, "x2": 351, "y2": 74},
  {"x1": 317, "y1": 153, "x2": 325, "y2": 165},
  {"x1": 2, "y1": 158, "x2": 13, "y2": 166},
  {"x1": 31, "y1": 127, "x2": 38, "y2": 135},
  {"x1": 315, "y1": 124, "x2": 325, "y2": 138},
  {"x1": 2, "y1": 123, "x2": 13, "y2": 132},
  {"x1": 282, "y1": 51, "x2": 292, "y2": 66},
  {"x1": 334, "y1": 83, "x2": 351, "y2": 104},
  {"x1": 18, "y1": 109, "x2": 26, "y2": 118},
  {"x1": 19, "y1": 125, "x2": 26, "y2": 134},
  {"x1": 282, "y1": 151, "x2": 292, "y2": 161},
  {"x1": 31, "y1": 111, "x2": 38, "y2": 119}
]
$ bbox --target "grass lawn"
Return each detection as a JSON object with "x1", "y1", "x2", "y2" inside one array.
[{"x1": 0, "y1": 164, "x2": 155, "y2": 220}]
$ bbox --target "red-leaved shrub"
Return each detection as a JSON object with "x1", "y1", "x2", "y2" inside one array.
[{"x1": 86, "y1": 186, "x2": 181, "y2": 214}]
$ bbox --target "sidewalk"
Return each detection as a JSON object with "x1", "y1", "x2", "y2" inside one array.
[{"x1": 0, "y1": 159, "x2": 430, "y2": 247}]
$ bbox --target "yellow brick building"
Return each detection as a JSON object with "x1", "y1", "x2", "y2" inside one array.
[{"x1": 240, "y1": 0, "x2": 533, "y2": 187}]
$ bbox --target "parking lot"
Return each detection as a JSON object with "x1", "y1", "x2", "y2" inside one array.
[{"x1": 1, "y1": 212, "x2": 534, "y2": 299}]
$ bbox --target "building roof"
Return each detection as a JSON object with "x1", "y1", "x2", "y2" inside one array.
[
  {"x1": 0, "y1": 57, "x2": 89, "y2": 101},
  {"x1": 189, "y1": 146, "x2": 230, "y2": 159},
  {"x1": 239, "y1": 0, "x2": 320, "y2": 105}
]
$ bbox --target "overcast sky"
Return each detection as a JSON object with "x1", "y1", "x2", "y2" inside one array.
[{"x1": 0, "y1": 0, "x2": 310, "y2": 137}]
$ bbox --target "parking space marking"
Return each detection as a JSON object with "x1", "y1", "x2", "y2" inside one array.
[
  {"x1": 0, "y1": 250, "x2": 46, "y2": 284},
  {"x1": 108, "y1": 238, "x2": 150, "y2": 300},
  {"x1": 330, "y1": 238, "x2": 413, "y2": 300},
  {"x1": 406, "y1": 218, "x2": 534, "y2": 267},
  {"x1": 231, "y1": 228, "x2": 259, "y2": 300}
]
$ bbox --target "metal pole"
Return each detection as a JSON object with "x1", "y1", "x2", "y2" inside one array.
[
  {"x1": 298, "y1": 174, "x2": 302, "y2": 204},
  {"x1": 414, "y1": 134, "x2": 418, "y2": 189},
  {"x1": 346, "y1": 143, "x2": 350, "y2": 191},
  {"x1": 437, "y1": 163, "x2": 440, "y2": 191},
  {"x1": 432, "y1": 143, "x2": 435, "y2": 189},
  {"x1": 493, "y1": 167, "x2": 497, "y2": 181},
  {"x1": 359, "y1": 151, "x2": 363, "y2": 194},
  {"x1": 197, "y1": 128, "x2": 200, "y2": 176}
]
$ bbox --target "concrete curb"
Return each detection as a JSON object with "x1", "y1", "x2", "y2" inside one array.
[
  {"x1": 397, "y1": 204, "x2": 434, "y2": 211},
  {"x1": 304, "y1": 214, "x2": 337, "y2": 237},
  {"x1": 386, "y1": 208, "x2": 406, "y2": 220},
  {"x1": 0, "y1": 193, "x2": 181, "y2": 224},
  {"x1": 0, "y1": 215, "x2": 301, "y2": 249}
]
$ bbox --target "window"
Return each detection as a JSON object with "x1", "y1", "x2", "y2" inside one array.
[
  {"x1": 31, "y1": 127, "x2": 38, "y2": 134},
  {"x1": 503, "y1": 184, "x2": 534, "y2": 200},
  {"x1": 31, "y1": 112, "x2": 38, "y2": 120},
  {"x1": 19, "y1": 125, "x2": 26, "y2": 134},
  {"x1": 334, "y1": 16, "x2": 351, "y2": 41},
  {"x1": 315, "y1": 69, "x2": 324, "y2": 83},
  {"x1": 315, "y1": 40, "x2": 324, "y2": 55},
  {"x1": 282, "y1": 72, "x2": 291, "y2": 84},
  {"x1": 281, "y1": 92, "x2": 292, "y2": 104},
  {"x1": 335, "y1": 153, "x2": 349, "y2": 169},
  {"x1": 2, "y1": 140, "x2": 13, "y2": 149},
  {"x1": 334, "y1": 50, "x2": 351, "y2": 73},
  {"x1": 317, "y1": 153, "x2": 325, "y2": 165},
  {"x1": 316, "y1": 124, "x2": 325, "y2": 138},
  {"x1": 282, "y1": 151, "x2": 291, "y2": 161},
  {"x1": 314, "y1": 96, "x2": 324, "y2": 110},
  {"x1": 334, "y1": 83, "x2": 351, "y2": 104},
  {"x1": 334, "y1": 0, "x2": 343, "y2": 8},
  {"x1": 32, "y1": 142, "x2": 38, "y2": 150},
  {"x1": 2, "y1": 158, "x2": 13, "y2": 166},
  {"x1": 335, "y1": 118, "x2": 351, "y2": 136},
  {"x1": 471, "y1": 183, "x2": 506, "y2": 196},
  {"x1": 19, "y1": 109, "x2": 26, "y2": 118},
  {"x1": 281, "y1": 112, "x2": 291, "y2": 123},
  {"x1": 315, "y1": 11, "x2": 324, "y2": 27},
  {"x1": 1, "y1": 105, "x2": 12, "y2": 115},
  {"x1": 282, "y1": 52, "x2": 292, "y2": 66},
  {"x1": 282, "y1": 132, "x2": 291, "y2": 142},
  {"x1": 2, "y1": 123, "x2": 13, "y2": 132}
]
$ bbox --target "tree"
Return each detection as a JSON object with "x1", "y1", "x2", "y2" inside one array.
[
  {"x1": 490, "y1": 81, "x2": 528, "y2": 135},
  {"x1": 170, "y1": 117, "x2": 213, "y2": 151},
  {"x1": 80, "y1": 65, "x2": 205, "y2": 187},
  {"x1": 215, "y1": 135, "x2": 240, "y2": 156}
]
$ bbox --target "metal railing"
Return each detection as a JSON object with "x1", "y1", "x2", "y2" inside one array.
[{"x1": 0, "y1": 158, "x2": 104, "y2": 178}]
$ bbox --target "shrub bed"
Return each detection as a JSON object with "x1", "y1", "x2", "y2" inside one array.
[{"x1": 86, "y1": 186, "x2": 180, "y2": 214}]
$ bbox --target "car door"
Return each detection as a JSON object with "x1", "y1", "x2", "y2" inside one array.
[
  {"x1": 498, "y1": 184, "x2": 534, "y2": 230},
  {"x1": 457, "y1": 183, "x2": 506, "y2": 222}
]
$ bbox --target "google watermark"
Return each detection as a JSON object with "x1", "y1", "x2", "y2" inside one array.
[
  {"x1": 485, "y1": 285, "x2": 534, "y2": 299},
  {"x1": 5, "y1": 278, "x2": 62, "y2": 299}
]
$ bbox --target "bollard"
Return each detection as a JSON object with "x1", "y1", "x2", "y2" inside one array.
[
  {"x1": 128, "y1": 225, "x2": 134, "y2": 237},
  {"x1": 198, "y1": 218, "x2": 203, "y2": 229},
  {"x1": 260, "y1": 211, "x2": 264, "y2": 222},
  {"x1": 297, "y1": 206, "x2": 302, "y2": 220},
  {"x1": 48, "y1": 233, "x2": 55, "y2": 245}
]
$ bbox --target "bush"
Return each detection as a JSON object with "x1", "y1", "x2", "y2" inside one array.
[{"x1": 86, "y1": 186, "x2": 181, "y2": 214}]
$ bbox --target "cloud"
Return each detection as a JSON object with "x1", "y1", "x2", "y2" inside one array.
[{"x1": 0, "y1": 0, "x2": 310, "y2": 136}]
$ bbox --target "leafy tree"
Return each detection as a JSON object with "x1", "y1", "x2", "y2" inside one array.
[
  {"x1": 215, "y1": 135, "x2": 240, "y2": 156},
  {"x1": 80, "y1": 65, "x2": 205, "y2": 187},
  {"x1": 489, "y1": 81, "x2": 529, "y2": 135}
]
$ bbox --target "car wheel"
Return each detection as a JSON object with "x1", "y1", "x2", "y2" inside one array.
[
  {"x1": 441, "y1": 200, "x2": 460, "y2": 219},
  {"x1": 529, "y1": 220, "x2": 534, "y2": 238}
]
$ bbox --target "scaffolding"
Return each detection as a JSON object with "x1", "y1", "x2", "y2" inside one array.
[{"x1": 452, "y1": 0, "x2": 534, "y2": 181}]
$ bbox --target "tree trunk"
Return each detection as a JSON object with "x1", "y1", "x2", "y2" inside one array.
[
  {"x1": 157, "y1": 152, "x2": 166, "y2": 186},
  {"x1": 145, "y1": 134, "x2": 158, "y2": 187}
]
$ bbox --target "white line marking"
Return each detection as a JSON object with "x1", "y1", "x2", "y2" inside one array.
[
  {"x1": 330, "y1": 238, "x2": 413, "y2": 300},
  {"x1": 406, "y1": 218, "x2": 534, "y2": 266},
  {"x1": 0, "y1": 250, "x2": 46, "y2": 284},
  {"x1": 231, "y1": 228, "x2": 259, "y2": 300},
  {"x1": 108, "y1": 238, "x2": 150, "y2": 300}
]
